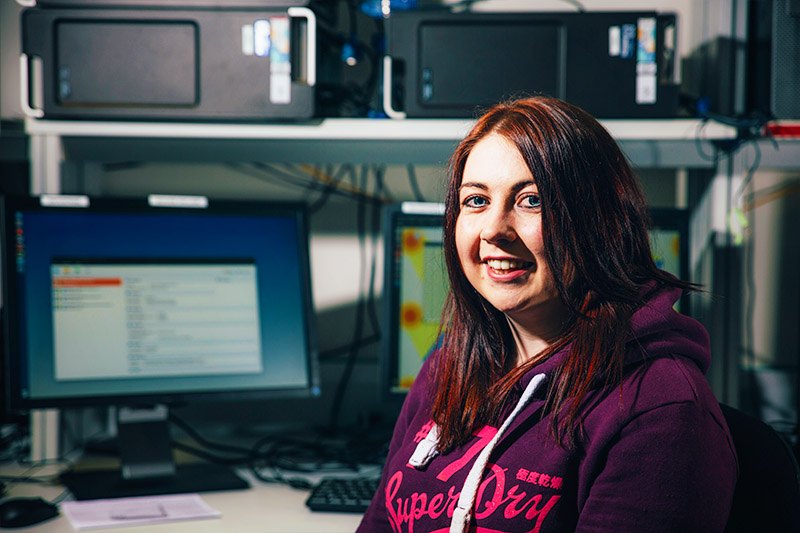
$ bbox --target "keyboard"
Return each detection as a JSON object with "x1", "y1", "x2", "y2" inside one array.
[{"x1": 305, "y1": 476, "x2": 380, "y2": 513}]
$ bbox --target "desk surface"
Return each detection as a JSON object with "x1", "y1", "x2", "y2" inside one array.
[{"x1": 1, "y1": 463, "x2": 364, "y2": 532}]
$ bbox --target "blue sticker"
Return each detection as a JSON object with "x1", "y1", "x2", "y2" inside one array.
[
  {"x1": 621, "y1": 24, "x2": 636, "y2": 59},
  {"x1": 637, "y1": 18, "x2": 657, "y2": 63}
]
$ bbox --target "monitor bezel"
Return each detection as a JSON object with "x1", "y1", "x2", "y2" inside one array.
[
  {"x1": 649, "y1": 207, "x2": 691, "y2": 314},
  {"x1": 380, "y1": 201, "x2": 446, "y2": 401},
  {"x1": 1, "y1": 194, "x2": 320, "y2": 412}
]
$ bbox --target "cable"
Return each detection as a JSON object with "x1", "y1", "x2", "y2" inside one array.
[
  {"x1": 164, "y1": 406, "x2": 391, "y2": 491},
  {"x1": 318, "y1": 334, "x2": 380, "y2": 360},
  {"x1": 252, "y1": 162, "x2": 325, "y2": 201},
  {"x1": 226, "y1": 162, "x2": 317, "y2": 196},
  {"x1": 308, "y1": 164, "x2": 355, "y2": 214},
  {"x1": 372, "y1": 162, "x2": 396, "y2": 203},
  {"x1": 327, "y1": 164, "x2": 370, "y2": 431},
  {"x1": 168, "y1": 413, "x2": 253, "y2": 457},
  {"x1": 315, "y1": 1, "x2": 383, "y2": 117},
  {"x1": 246, "y1": 431, "x2": 385, "y2": 490},
  {"x1": 406, "y1": 164, "x2": 426, "y2": 202},
  {"x1": 740, "y1": 144, "x2": 759, "y2": 414},
  {"x1": 693, "y1": 119, "x2": 720, "y2": 163},
  {"x1": 559, "y1": 0, "x2": 586, "y2": 11},
  {"x1": 171, "y1": 441, "x2": 245, "y2": 466},
  {"x1": 312, "y1": 163, "x2": 384, "y2": 362},
  {"x1": 367, "y1": 165, "x2": 385, "y2": 340},
  {"x1": 227, "y1": 162, "x2": 387, "y2": 206}
]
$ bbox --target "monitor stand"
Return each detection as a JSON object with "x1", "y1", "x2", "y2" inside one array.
[{"x1": 60, "y1": 405, "x2": 249, "y2": 501}]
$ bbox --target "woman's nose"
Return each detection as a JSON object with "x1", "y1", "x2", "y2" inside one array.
[{"x1": 479, "y1": 208, "x2": 516, "y2": 243}]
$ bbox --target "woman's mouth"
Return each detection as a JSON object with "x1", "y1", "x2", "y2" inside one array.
[
  {"x1": 487, "y1": 259, "x2": 527, "y2": 271},
  {"x1": 485, "y1": 259, "x2": 532, "y2": 280}
]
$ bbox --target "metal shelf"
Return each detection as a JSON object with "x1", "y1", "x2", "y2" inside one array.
[{"x1": 25, "y1": 117, "x2": 738, "y2": 168}]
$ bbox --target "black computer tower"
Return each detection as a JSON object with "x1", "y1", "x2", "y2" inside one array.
[
  {"x1": 21, "y1": 2, "x2": 317, "y2": 121},
  {"x1": 385, "y1": 10, "x2": 680, "y2": 119},
  {"x1": 747, "y1": 0, "x2": 800, "y2": 120}
]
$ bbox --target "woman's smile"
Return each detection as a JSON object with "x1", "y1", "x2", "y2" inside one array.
[{"x1": 484, "y1": 257, "x2": 533, "y2": 281}]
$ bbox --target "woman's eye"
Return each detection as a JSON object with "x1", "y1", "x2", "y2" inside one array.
[
  {"x1": 520, "y1": 194, "x2": 541, "y2": 209},
  {"x1": 462, "y1": 195, "x2": 488, "y2": 208}
]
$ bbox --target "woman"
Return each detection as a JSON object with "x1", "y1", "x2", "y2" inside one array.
[{"x1": 358, "y1": 97, "x2": 737, "y2": 532}]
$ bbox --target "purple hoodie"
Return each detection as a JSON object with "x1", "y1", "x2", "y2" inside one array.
[{"x1": 358, "y1": 284, "x2": 737, "y2": 532}]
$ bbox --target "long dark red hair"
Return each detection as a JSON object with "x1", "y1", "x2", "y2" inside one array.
[{"x1": 431, "y1": 96, "x2": 695, "y2": 451}]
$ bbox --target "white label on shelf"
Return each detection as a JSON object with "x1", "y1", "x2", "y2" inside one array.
[
  {"x1": 609, "y1": 26, "x2": 621, "y2": 56},
  {"x1": 635, "y1": 17, "x2": 657, "y2": 105},
  {"x1": 401, "y1": 202, "x2": 445, "y2": 215},
  {"x1": 269, "y1": 16, "x2": 291, "y2": 104},
  {"x1": 254, "y1": 19, "x2": 271, "y2": 58},
  {"x1": 242, "y1": 24, "x2": 255, "y2": 56},
  {"x1": 636, "y1": 75, "x2": 657, "y2": 104},
  {"x1": 40, "y1": 195, "x2": 90, "y2": 208},
  {"x1": 147, "y1": 195, "x2": 208, "y2": 208}
]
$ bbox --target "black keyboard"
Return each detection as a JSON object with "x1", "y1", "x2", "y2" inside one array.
[{"x1": 305, "y1": 477, "x2": 380, "y2": 513}]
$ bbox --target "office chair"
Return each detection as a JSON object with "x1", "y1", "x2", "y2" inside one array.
[{"x1": 721, "y1": 403, "x2": 800, "y2": 532}]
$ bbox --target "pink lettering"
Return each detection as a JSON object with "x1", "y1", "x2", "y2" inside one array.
[
  {"x1": 524, "y1": 494, "x2": 562, "y2": 533},
  {"x1": 383, "y1": 467, "x2": 560, "y2": 533},
  {"x1": 502, "y1": 485, "x2": 530, "y2": 519},
  {"x1": 446, "y1": 486, "x2": 460, "y2": 518},
  {"x1": 407, "y1": 492, "x2": 427, "y2": 533},
  {"x1": 413, "y1": 420, "x2": 435, "y2": 443},
  {"x1": 428, "y1": 493, "x2": 445, "y2": 519},
  {"x1": 516, "y1": 468, "x2": 530, "y2": 481},
  {"x1": 437, "y1": 426, "x2": 497, "y2": 482},
  {"x1": 385, "y1": 471, "x2": 403, "y2": 533},
  {"x1": 474, "y1": 464, "x2": 507, "y2": 519}
]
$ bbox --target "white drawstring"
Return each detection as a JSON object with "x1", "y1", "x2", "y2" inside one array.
[
  {"x1": 409, "y1": 423, "x2": 440, "y2": 468},
  {"x1": 449, "y1": 373, "x2": 547, "y2": 533}
]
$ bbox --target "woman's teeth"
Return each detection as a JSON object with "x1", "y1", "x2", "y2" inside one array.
[{"x1": 487, "y1": 259, "x2": 524, "y2": 271}]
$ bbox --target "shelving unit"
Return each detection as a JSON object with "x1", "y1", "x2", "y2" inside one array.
[{"x1": 24, "y1": 117, "x2": 739, "y2": 194}]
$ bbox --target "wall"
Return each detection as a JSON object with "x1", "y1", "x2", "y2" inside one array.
[{"x1": 738, "y1": 166, "x2": 800, "y2": 436}]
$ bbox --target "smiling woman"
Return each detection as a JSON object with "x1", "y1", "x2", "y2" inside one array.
[{"x1": 358, "y1": 97, "x2": 738, "y2": 533}]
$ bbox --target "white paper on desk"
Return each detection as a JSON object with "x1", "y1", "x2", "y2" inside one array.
[{"x1": 61, "y1": 494, "x2": 221, "y2": 530}]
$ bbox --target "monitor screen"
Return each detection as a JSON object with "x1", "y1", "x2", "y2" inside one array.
[
  {"x1": 381, "y1": 202, "x2": 447, "y2": 399},
  {"x1": 381, "y1": 202, "x2": 690, "y2": 398},
  {"x1": 2, "y1": 194, "x2": 319, "y2": 410}
]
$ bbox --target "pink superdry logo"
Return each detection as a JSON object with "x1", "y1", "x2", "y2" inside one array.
[{"x1": 386, "y1": 423, "x2": 562, "y2": 533}]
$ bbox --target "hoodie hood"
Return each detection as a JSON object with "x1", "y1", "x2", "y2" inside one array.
[{"x1": 628, "y1": 282, "x2": 710, "y2": 373}]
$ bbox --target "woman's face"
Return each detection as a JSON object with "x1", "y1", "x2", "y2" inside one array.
[{"x1": 455, "y1": 133, "x2": 562, "y2": 325}]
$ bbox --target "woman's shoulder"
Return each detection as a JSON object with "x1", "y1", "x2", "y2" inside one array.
[{"x1": 584, "y1": 353, "x2": 726, "y2": 435}]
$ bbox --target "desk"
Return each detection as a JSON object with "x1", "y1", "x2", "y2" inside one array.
[{"x1": 1, "y1": 463, "x2": 364, "y2": 532}]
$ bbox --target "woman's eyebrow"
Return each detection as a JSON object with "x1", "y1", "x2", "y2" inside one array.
[
  {"x1": 459, "y1": 180, "x2": 536, "y2": 192},
  {"x1": 459, "y1": 181, "x2": 488, "y2": 191},
  {"x1": 511, "y1": 180, "x2": 537, "y2": 193}
]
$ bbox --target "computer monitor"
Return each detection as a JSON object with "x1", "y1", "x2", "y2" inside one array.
[
  {"x1": 1, "y1": 194, "x2": 319, "y2": 499},
  {"x1": 381, "y1": 202, "x2": 690, "y2": 399},
  {"x1": 649, "y1": 208, "x2": 691, "y2": 313},
  {"x1": 381, "y1": 202, "x2": 447, "y2": 400}
]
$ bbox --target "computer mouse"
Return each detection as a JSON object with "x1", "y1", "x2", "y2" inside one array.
[{"x1": 0, "y1": 497, "x2": 59, "y2": 528}]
